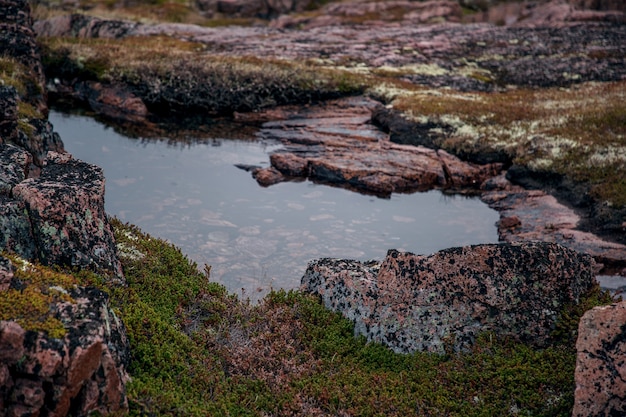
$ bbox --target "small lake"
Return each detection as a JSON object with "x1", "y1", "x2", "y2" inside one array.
[{"x1": 50, "y1": 110, "x2": 500, "y2": 299}]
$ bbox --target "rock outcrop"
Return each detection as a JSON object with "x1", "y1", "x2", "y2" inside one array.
[
  {"x1": 0, "y1": 0, "x2": 64, "y2": 167},
  {"x1": 246, "y1": 97, "x2": 502, "y2": 195},
  {"x1": 574, "y1": 301, "x2": 626, "y2": 417},
  {"x1": 12, "y1": 151, "x2": 123, "y2": 279},
  {"x1": 0, "y1": 0, "x2": 47, "y2": 115},
  {"x1": 1, "y1": 1, "x2": 129, "y2": 415},
  {"x1": 0, "y1": 259, "x2": 130, "y2": 417},
  {"x1": 196, "y1": 0, "x2": 316, "y2": 18},
  {"x1": 302, "y1": 242, "x2": 595, "y2": 354},
  {"x1": 481, "y1": 174, "x2": 626, "y2": 274},
  {"x1": 0, "y1": 144, "x2": 122, "y2": 280}
]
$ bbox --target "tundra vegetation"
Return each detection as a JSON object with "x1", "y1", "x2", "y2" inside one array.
[{"x1": 6, "y1": 219, "x2": 605, "y2": 416}]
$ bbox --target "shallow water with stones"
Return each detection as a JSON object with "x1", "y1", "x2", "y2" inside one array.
[{"x1": 50, "y1": 109, "x2": 500, "y2": 300}]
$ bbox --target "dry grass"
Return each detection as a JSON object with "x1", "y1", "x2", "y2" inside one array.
[{"x1": 40, "y1": 35, "x2": 366, "y2": 115}]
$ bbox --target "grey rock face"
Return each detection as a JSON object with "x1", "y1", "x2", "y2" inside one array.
[{"x1": 302, "y1": 242, "x2": 595, "y2": 354}]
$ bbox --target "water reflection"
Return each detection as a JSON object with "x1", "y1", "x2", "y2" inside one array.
[{"x1": 50, "y1": 110, "x2": 500, "y2": 300}]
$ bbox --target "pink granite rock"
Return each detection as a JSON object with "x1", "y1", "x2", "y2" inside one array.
[
  {"x1": 0, "y1": 281, "x2": 130, "y2": 417},
  {"x1": 481, "y1": 176, "x2": 626, "y2": 274},
  {"x1": 12, "y1": 151, "x2": 123, "y2": 280},
  {"x1": 74, "y1": 81, "x2": 149, "y2": 123},
  {"x1": 255, "y1": 97, "x2": 502, "y2": 196},
  {"x1": 574, "y1": 301, "x2": 626, "y2": 417},
  {"x1": 302, "y1": 242, "x2": 595, "y2": 353}
]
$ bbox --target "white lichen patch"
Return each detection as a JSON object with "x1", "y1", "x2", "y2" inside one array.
[
  {"x1": 332, "y1": 65, "x2": 372, "y2": 75},
  {"x1": 48, "y1": 285, "x2": 69, "y2": 295},
  {"x1": 367, "y1": 82, "x2": 417, "y2": 102},
  {"x1": 456, "y1": 63, "x2": 493, "y2": 81},
  {"x1": 527, "y1": 158, "x2": 554, "y2": 170},
  {"x1": 588, "y1": 145, "x2": 626, "y2": 167},
  {"x1": 376, "y1": 63, "x2": 450, "y2": 76},
  {"x1": 116, "y1": 241, "x2": 145, "y2": 261},
  {"x1": 11, "y1": 255, "x2": 34, "y2": 272}
]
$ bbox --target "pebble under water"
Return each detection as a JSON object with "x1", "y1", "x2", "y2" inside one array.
[{"x1": 50, "y1": 110, "x2": 500, "y2": 300}]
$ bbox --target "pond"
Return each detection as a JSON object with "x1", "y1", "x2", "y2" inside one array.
[{"x1": 50, "y1": 110, "x2": 500, "y2": 299}]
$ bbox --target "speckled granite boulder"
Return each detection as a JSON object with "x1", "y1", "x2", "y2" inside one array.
[
  {"x1": 573, "y1": 301, "x2": 626, "y2": 417},
  {"x1": 302, "y1": 242, "x2": 595, "y2": 354},
  {"x1": 0, "y1": 259, "x2": 130, "y2": 417},
  {"x1": 12, "y1": 151, "x2": 123, "y2": 280}
]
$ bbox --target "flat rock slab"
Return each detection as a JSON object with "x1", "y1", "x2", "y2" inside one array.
[
  {"x1": 251, "y1": 97, "x2": 502, "y2": 195},
  {"x1": 481, "y1": 175, "x2": 626, "y2": 275},
  {"x1": 302, "y1": 242, "x2": 595, "y2": 354}
]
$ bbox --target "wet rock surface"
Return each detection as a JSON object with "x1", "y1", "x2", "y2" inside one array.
[
  {"x1": 302, "y1": 242, "x2": 596, "y2": 354},
  {"x1": 481, "y1": 174, "x2": 626, "y2": 274},
  {"x1": 249, "y1": 97, "x2": 502, "y2": 196},
  {"x1": 574, "y1": 301, "x2": 626, "y2": 417}
]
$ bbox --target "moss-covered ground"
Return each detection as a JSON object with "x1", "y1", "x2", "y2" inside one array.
[
  {"x1": 94, "y1": 219, "x2": 612, "y2": 416},
  {"x1": 39, "y1": 36, "x2": 366, "y2": 117},
  {"x1": 374, "y1": 81, "x2": 626, "y2": 209}
]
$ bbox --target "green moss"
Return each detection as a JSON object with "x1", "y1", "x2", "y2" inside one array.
[
  {"x1": 0, "y1": 254, "x2": 77, "y2": 339},
  {"x1": 0, "y1": 56, "x2": 28, "y2": 96},
  {"x1": 552, "y1": 282, "x2": 616, "y2": 345}
]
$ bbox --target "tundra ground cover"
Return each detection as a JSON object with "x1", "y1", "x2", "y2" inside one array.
[{"x1": 103, "y1": 219, "x2": 613, "y2": 416}]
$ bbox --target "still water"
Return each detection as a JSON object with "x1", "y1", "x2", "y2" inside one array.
[{"x1": 50, "y1": 110, "x2": 500, "y2": 298}]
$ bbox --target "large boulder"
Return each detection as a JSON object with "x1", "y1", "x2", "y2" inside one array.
[
  {"x1": 302, "y1": 242, "x2": 595, "y2": 354},
  {"x1": 12, "y1": 151, "x2": 123, "y2": 280},
  {"x1": 0, "y1": 257, "x2": 130, "y2": 417},
  {"x1": 573, "y1": 301, "x2": 626, "y2": 417}
]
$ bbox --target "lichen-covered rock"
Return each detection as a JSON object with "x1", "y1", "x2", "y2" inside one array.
[
  {"x1": 12, "y1": 151, "x2": 123, "y2": 280},
  {"x1": 573, "y1": 301, "x2": 626, "y2": 417},
  {"x1": 302, "y1": 242, "x2": 595, "y2": 354},
  {"x1": 0, "y1": 143, "x2": 30, "y2": 194},
  {"x1": 0, "y1": 0, "x2": 47, "y2": 115},
  {"x1": 0, "y1": 86, "x2": 20, "y2": 145},
  {"x1": 0, "y1": 260, "x2": 130, "y2": 417},
  {"x1": 0, "y1": 0, "x2": 64, "y2": 167}
]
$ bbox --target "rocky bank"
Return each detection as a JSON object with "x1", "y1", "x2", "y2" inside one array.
[{"x1": 1, "y1": 0, "x2": 129, "y2": 415}]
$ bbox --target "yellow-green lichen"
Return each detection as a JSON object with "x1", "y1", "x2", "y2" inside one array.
[{"x1": 0, "y1": 254, "x2": 78, "y2": 339}]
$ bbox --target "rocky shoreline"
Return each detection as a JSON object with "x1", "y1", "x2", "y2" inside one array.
[{"x1": 1, "y1": 0, "x2": 626, "y2": 415}]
